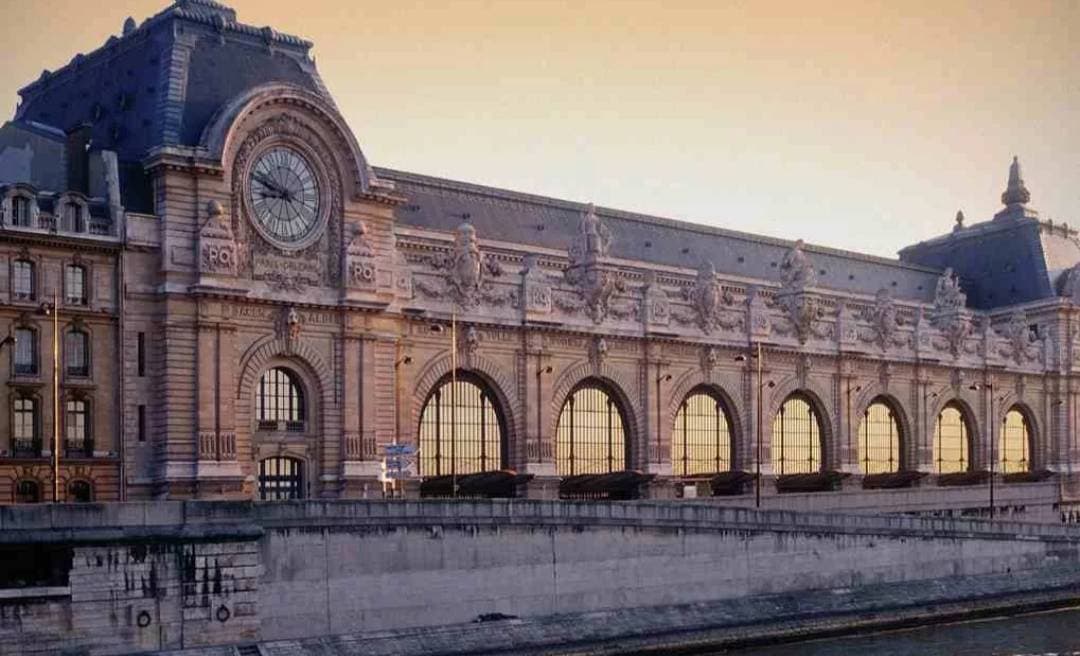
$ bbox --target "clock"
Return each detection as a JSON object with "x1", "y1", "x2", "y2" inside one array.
[{"x1": 247, "y1": 146, "x2": 322, "y2": 247}]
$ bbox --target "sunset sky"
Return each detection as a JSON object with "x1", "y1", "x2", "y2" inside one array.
[{"x1": 1, "y1": 0, "x2": 1077, "y2": 258}]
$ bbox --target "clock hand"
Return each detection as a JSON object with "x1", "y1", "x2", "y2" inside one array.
[{"x1": 253, "y1": 171, "x2": 285, "y2": 196}]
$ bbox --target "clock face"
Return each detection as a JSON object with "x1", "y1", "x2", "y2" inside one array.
[{"x1": 248, "y1": 147, "x2": 321, "y2": 246}]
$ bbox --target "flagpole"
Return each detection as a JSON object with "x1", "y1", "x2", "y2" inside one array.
[{"x1": 53, "y1": 289, "x2": 60, "y2": 503}]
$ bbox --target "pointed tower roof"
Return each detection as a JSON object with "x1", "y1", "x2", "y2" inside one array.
[{"x1": 1001, "y1": 156, "x2": 1032, "y2": 206}]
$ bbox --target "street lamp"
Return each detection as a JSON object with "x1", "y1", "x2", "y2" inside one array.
[
  {"x1": 536, "y1": 364, "x2": 552, "y2": 468},
  {"x1": 38, "y1": 293, "x2": 59, "y2": 503},
  {"x1": 430, "y1": 317, "x2": 458, "y2": 497},
  {"x1": 969, "y1": 382, "x2": 997, "y2": 519},
  {"x1": 735, "y1": 343, "x2": 765, "y2": 508},
  {"x1": 655, "y1": 370, "x2": 672, "y2": 468}
]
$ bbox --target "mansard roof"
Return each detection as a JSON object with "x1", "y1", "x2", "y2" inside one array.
[
  {"x1": 377, "y1": 167, "x2": 944, "y2": 304},
  {"x1": 13, "y1": 1, "x2": 326, "y2": 212}
]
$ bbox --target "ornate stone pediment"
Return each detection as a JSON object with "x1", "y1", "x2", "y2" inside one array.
[{"x1": 418, "y1": 221, "x2": 512, "y2": 308}]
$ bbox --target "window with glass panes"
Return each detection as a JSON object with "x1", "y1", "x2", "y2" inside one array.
[
  {"x1": 65, "y1": 265, "x2": 87, "y2": 305},
  {"x1": 64, "y1": 201, "x2": 84, "y2": 232},
  {"x1": 256, "y1": 367, "x2": 305, "y2": 430},
  {"x1": 13, "y1": 396, "x2": 37, "y2": 454},
  {"x1": 556, "y1": 381, "x2": 628, "y2": 476},
  {"x1": 418, "y1": 374, "x2": 505, "y2": 476},
  {"x1": 11, "y1": 196, "x2": 32, "y2": 227},
  {"x1": 999, "y1": 407, "x2": 1031, "y2": 474},
  {"x1": 857, "y1": 398, "x2": 902, "y2": 474},
  {"x1": 14, "y1": 328, "x2": 36, "y2": 375},
  {"x1": 12, "y1": 260, "x2": 34, "y2": 300},
  {"x1": 672, "y1": 388, "x2": 733, "y2": 476},
  {"x1": 65, "y1": 399, "x2": 90, "y2": 454},
  {"x1": 68, "y1": 480, "x2": 93, "y2": 503},
  {"x1": 15, "y1": 479, "x2": 40, "y2": 503},
  {"x1": 65, "y1": 330, "x2": 89, "y2": 377},
  {"x1": 772, "y1": 394, "x2": 823, "y2": 475},
  {"x1": 934, "y1": 403, "x2": 971, "y2": 474}
]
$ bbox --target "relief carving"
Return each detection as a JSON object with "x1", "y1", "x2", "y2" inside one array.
[
  {"x1": 199, "y1": 200, "x2": 238, "y2": 276},
  {"x1": 345, "y1": 220, "x2": 376, "y2": 288},
  {"x1": 562, "y1": 204, "x2": 629, "y2": 323},
  {"x1": 775, "y1": 241, "x2": 821, "y2": 343},
  {"x1": 419, "y1": 221, "x2": 511, "y2": 308},
  {"x1": 997, "y1": 311, "x2": 1042, "y2": 365},
  {"x1": 642, "y1": 271, "x2": 670, "y2": 326},
  {"x1": 930, "y1": 268, "x2": 971, "y2": 356},
  {"x1": 861, "y1": 288, "x2": 900, "y2": 350},
  {"x1": 521, "y1": 255, "x2": 553, "y2": 314}
]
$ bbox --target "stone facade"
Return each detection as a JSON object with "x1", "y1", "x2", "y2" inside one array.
[{"x1": 1, "y1": 1, "x2": 1080, "y2": 516}]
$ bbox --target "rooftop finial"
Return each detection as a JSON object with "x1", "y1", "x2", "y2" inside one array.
[
  {"x1": 122, "y1": 17, "x2": 136, "y2": 35},
  {"x1": 953, "y1": 210, "x2": 965, "y2": 232},
  {"x1": 1001, "y1": 155, "x2": 1031, "y2": 206}
]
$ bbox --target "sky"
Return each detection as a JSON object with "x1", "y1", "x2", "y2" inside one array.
[{"x1": 0, "y1": 0, "x2": 1077, "y2": 258}]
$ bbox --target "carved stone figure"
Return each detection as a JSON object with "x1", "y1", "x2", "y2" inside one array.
[
  {"x1": 689, "y1": 261, "x2": 722, "y2": 332},
  {"x1": 425, "y1": 220, "x2": 504, "y2": 307},
  {"x1": 589, "y1": 337, "x2": 609, "y2": 369},
  {"x1": 864, "y1": 288, "x2": 899, "y2": 350},
  {"x1": 568, "y1": 203, "x2": 612, "y2": 266},
  {"x1": 521, "y1": 254, "x2": 553, "y2": 314},
  {"x1": 1058, "y1": 262, "x2": 1080, "y2": 304},
  {"x1": 779, "y1": 239, "x2": 817, "y2": 292},
  {"x1": 933, "y1": 267, "x2": 966, "y2": 313},
  {"x1": 199, "y1": 199, "x2": 238, "y2": 276},
  {"x1": 998, "y1": 310, "x2": 1040, "y2": 365},
  {"x1": 344, "y1": 220, "x2": 377, "y2": 288},
  {"x1": 642, "y1": 271, "x2": 670, "y2": 326}
]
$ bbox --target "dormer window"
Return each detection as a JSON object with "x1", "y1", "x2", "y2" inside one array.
[
  {"x1": 11, "y1": 196, "x2": 32, "y2": 227},
  {"x1": 62, "y1": 201, "x2": 85, "y2": 233}
]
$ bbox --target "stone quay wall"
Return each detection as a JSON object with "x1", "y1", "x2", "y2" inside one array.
[{"x1": 2, "y1": 500, "x2": 1080, "y2": 655}]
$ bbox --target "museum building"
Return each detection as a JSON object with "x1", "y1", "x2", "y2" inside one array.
[{"x1": 2, "y1": 0, "x2": 1080, "y2": 518}]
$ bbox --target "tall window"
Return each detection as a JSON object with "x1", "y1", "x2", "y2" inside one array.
[
  {"x1": 11, "y1": 196, "x2": 32, "y2": 227},
  {"x1": 13, "y1": 327, "x2": 37, "y2": 375},
  {"x1": 1000, "y1": 407, "x2": 1031, "y2": 474},
  {"x1": 68, "y1": 480, "x2": 93, "y2": 503},
  {"x1": 258, "y1": 456, "x2": 303, "y2": 500},
  {"x1": 65, "y1": 330, "x2": 89, "y2": 377},
  {"x1": 63, "y1": 201, "x2": 84, "y2": 232},
  {"x1": 256, "y1": 367, "x2": 305, "y2": 430},
  {"x1": 858, "y1": 398, "x2": 901, "y2": 474},
  {"x1": 934, "y1": 402, "x2": 971, "y2": 474},
  {"x1": 65, "y1": 399, "x2": 91, "y2": 456},
  {"x1": 772, "y1": 394, "x2": 822, "y2": 475},
  {"x1": 418, "y1": 373, "x2": 504, "y2": 476},
  {"x1": 12, "y1": 259, "x2": 34, "y2": 300},
  {"x1": 672, "y1": 388, "x2": 733, "y2": 476},
  {"x1": 15, "y1": 480, "x2": 41, "y2": 504},
  {"x1": 137, "y1": 332, "x2": 146, "y2": 377},
  {"x1": 556, "y1": 381, "x2": 628, "y2": 476},
  {"x1": 65, "y1": 265, "x2": 87, "y2": 305},
  {"x1": 12, "y1": 395, "x2": 38, "y2": 455}
]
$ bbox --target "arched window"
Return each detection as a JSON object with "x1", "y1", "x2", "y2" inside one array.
[
  {"x1": 11, "y1": 195, "x2": 32, "y2": 227},
  {"x1": 258, "y1": 456, "x2": 304, "y2": 500},
  {"x1": 65, "y1": 398, "x2": 91, "y2": 456},
  {"x1": 65, "y1": 329, "x2": 89, "y2": 377},
  {"x1": 556, "y1": 381, "x2": 628, "y2": 476},
  {"x1": 772, "y1": 394, "x2": 822, "y2": 475},
  {"x1": 68, "y1": 480, "x2": 93, "y2": 503},
  {"x1": 1000, "y1": 407, "x2": 1031, "y2": 474},
  {"x1": 12, "y1": 394, "x2": 39, "y2": 456},
  {"x1": 64, "y1": 264, "x2": 87, "y2": 305},
  {"x1": 13, "y1": 327, "x2": 37, "y2": 375},
  {"x1": 256, "y1": 367, "x2": 306, "y2": 431},
  {"x1": 858, "y1": 398, "x2": 901, "y2": 474},
  {"x1": 672, "y1": 387, "x2": 733, "y2": 476},
  {"x1": 15, "y1": 479, "x2": 40, "y2": 504},
  {"x1": 934, "y1": 402, "x2": 971, "y2": 474},
  {"x1": 418, "y1": 373, "x2": 505, "y2": 476},
  {"x1": 12, "y1": 259, "x2": 35, "y2": 300},
  {"x1": 62, "y1": 201, "x2": 85, "y2": 232}
]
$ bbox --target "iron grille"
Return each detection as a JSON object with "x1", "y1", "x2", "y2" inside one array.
[
  {"x1": 418, "y1": 375, "x2": 503, "y2": 476},
  {"x1": 772, "y1": 394, "x2": 821, "y2": 475},
  {"x1": 672, "y1": 390, "x2": 732, "y2": 476},
  {"x1": 556, "y1": 383, "x2": 627, "y2": 476}
]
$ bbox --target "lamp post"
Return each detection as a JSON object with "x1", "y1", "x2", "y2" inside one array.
[
  {"x1": 391, "y1": 354, "x2": 413, "y2": 499},
  {"x1": 655, "y1": 367, "x2": 671, "y2": 469},
  {"x1": 536, "y1": 362, "x2": 552, "y2": 468},
  {"x1": 735, "y1": 342, "x2": 764, "y2": 508},
  {"x1": 38, "y1": 293, "x2": 59, "y2": 502},
  {"x1": 970, "y1": 382, "x2": 996, "y2": 519},
  {"x1": 430, "y1": 316, "x2": 458, "y2": 497}
]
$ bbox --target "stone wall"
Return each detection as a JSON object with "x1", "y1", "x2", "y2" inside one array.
[{"x1": 2, "y1": 500, "x2": 1080, "y2": 654}]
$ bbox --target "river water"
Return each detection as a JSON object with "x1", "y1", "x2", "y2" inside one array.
[{"x1": 722, "y1": 607, "x2": 1080, "y2": 656}]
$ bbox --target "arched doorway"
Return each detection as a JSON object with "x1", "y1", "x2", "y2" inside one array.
[
  {"x1": 772, "y1": 393, "x2": 823, "y2": 475},
  {"x1": 556, "y1": 379, "x2": 630, "y2": 476},
  {"x1": 857, "y1": 397, "x2": 902, "y2": 474},
  {"x1": 417, "y1": 371, "x2": 507, "y2": 476},
  {"x1": 672, "y1": 386, "x2": 735, "y2": 476},
  {"x1": 258, "y1": 456, "x2": 304, "y2": 500}
]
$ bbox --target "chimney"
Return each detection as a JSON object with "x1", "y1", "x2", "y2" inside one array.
[{"x1": 65, "y1": 123, "x2": 93, "y2": 195}]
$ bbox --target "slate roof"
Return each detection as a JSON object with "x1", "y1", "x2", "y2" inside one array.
[
  {"x1": 376, "y1": 167, "x2": 945, "y2": 303},
  {"x1": 12, "y1": 0, "x2": 324, "y2": 213}
]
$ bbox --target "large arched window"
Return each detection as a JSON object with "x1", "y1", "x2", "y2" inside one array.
[
  {"x1": 934, "y1": 402, "x2": 971, "y2": 474},
  {"x1": 418, "y1": 373, "x2": 505, "y2": 476},
  {"x1": 556, "y1": 380, "x2": 628, "y2": 476},
  {"x1": 858, "y1": 398, "x2": 901, "y2": 474},
  {"x1": 258, "y1": 456, "x2": 304, "y2": 500},
  {"x1": 672, "y1": 387, "x2": 733, "y2": 476},
  {"x1": 257, "y1": 367, "x2": 306, "y2": 431},
  {"x1": 1000, "y1": 407, "x2": 1031, "y2": 474},
  {"x1": 772, "y1": 393, "x2": 822, "y2": 475}
]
